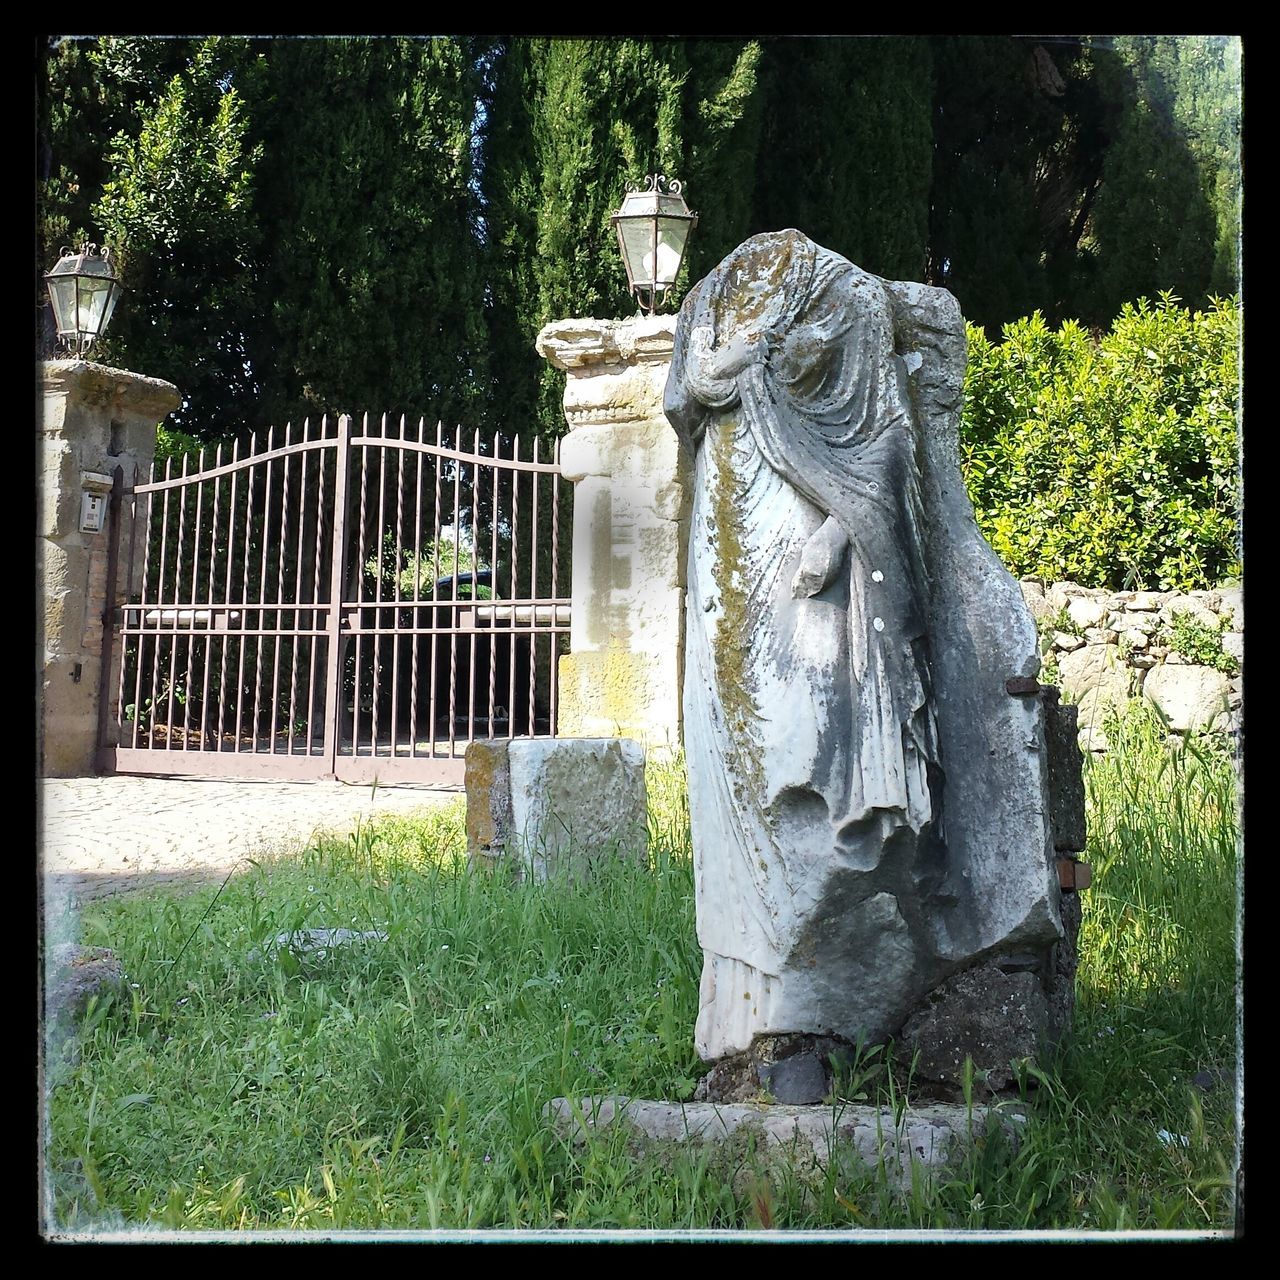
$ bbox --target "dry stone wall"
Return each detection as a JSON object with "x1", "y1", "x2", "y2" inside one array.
[{"x1": 1020, "y1": 579, "x2": 1242, "y2": 750}]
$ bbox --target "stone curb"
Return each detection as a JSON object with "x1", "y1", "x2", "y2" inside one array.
[{"x1": 546, "y1": 1095, "x2": 1024, "y2": 1190}]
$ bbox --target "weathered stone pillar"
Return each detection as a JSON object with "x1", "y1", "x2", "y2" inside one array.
[
  {"x1": 536, "y1": 317, "x2": 690, "y2": 753},
  {"x1": 39, "y1": 361, "x2": 181, "y2": 777}
]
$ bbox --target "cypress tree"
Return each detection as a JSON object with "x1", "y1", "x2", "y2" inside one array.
[
  {"x1": 482, "y1": 37, "x2": 760, "y2": 440},
  {"x1": 751, "y1": 37, "x2": 934, "y2": 280},
  {"x1": 677, "y1": 40, "x2": 764, "y2": 284},
  {"x1": 37, "y1": 36, "x2": 223, "y2": 362},
  {"x1": 1084, "y1": 35, "x2": 1240, "y2": 322},
  {"x1": 925, "y1": 35, "x2": 1071, "y2": 334},
  {"x1": 247, "y1": 36, "x2": 489, "y2": 433}
]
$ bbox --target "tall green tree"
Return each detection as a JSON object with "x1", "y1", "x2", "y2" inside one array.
[
  {"x1": 38, "y1": 34, "x2": 1241, "y2": 447},
  {"x1": 482, "y1": 37, "x2": 764, "y2": 439},
  {"x1": 247, "y1": 37, "x2": 490, "y2": 433},
  {"x1": 92, "y1": 37, "x2": 263, "y2": 439},
  {"x1": 925, "y1": 36, "x2": 1082, "y2": 333},
  {"x1": 1083, "y1": 35, "x2": 1240, "y2": 322},
  {"x1": 752, "y1": 37, "x2": 933, "y2": 281},
  {"x1": 37, "y1": 36, "x2": 197, "y2": 354}
]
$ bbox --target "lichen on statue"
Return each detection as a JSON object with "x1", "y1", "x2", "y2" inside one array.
[{"x1": 665, "y1": 230, "x2": 953, "y2": 1061}]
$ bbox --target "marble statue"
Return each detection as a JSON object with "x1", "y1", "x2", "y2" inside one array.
[{"x1": 664, "y1": 231, "x2": 1070, "y2": 1079}]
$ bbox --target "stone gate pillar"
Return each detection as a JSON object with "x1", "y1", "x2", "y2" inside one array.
[
  {"x1": 536, "y1": 316, "x2": 689, "y2": 753},
  {"x1": 39, "y1": 361, "x2": 181, "y2": 777}
]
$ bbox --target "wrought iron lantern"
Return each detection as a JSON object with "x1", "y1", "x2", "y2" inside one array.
[
  {"x1": 612, "y1": 175, "x2": 698, "y2": 314},
  {"x1": 44, "y1": 243, "x2": 124, "y2": 355}
]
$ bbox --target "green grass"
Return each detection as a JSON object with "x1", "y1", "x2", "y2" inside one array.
[{"x1": 42, "y1": 718, "x2": 1240, "y2": 1235}]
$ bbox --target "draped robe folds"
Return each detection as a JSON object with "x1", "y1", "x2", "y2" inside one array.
[{"x1": 664, "y1": 231, "x2": 946, "y2": 1060}]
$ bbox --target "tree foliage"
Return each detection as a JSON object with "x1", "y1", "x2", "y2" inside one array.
[
  {"x1": 247, "y1": 37, "x2": 490, "y2": 433},
  {"x1": 1082, "y1": 36, "x2": 1241, "y2": 324},
  {"x1": 38, "y1": 34, "x2": 1241, "y2": 454},
  {"x1": 960, "y1": 295, "x2": 1240, "y2": 592},
  {"x1": 93, "y1": 38, "x2": 263, "y2": 438}
]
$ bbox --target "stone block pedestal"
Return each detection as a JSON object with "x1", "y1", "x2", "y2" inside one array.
[{"x1": 465, "y1": 737, "x2": 647, "y2": 880}]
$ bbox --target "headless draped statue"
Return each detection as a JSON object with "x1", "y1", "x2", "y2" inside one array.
[{"x1": 665, "y1": 231, "x2": 1065, "y2": 1065}]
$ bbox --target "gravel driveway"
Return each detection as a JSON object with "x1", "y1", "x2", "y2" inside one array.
[{"x1": 40, "y1": 775, "x2": 458, "y2": 905}]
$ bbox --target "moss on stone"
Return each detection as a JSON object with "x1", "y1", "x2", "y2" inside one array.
[{"x1": 709, "y1": 417, "x2": 769, "y2": 820}]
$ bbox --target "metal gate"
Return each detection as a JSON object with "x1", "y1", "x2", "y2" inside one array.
[{"x1": 97, "y1": 413, "x2": 570, "y2": 784}]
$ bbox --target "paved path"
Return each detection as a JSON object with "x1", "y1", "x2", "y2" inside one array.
[{"x1": 40, "y1": 775, "x2": 460, "y2": 906}]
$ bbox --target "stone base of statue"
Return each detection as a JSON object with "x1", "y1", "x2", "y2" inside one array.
[
  {"x1": 663, "y1": 231, "x2": 1087, "y2": 1088},
  {"x1": 545, "y1": 1094, "x2": 1028, "y2": 1193}
]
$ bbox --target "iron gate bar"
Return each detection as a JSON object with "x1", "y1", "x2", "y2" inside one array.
[
  {"x1": 148, "y1": 458, "x2": 169, "y2": 749},
  {"x1": 182, "y1": 445, "x2": 203, "y2": 747},
  {"x1": 267, "y1": 425, "x2": 289, "y2": 753},
  {"x1": 215, "y1": 437, "x2": 238, "y2": 750},
  {"x1": 449, "y1": 424, "x2": 461, "y2": 756},
  {"x1": 286, "y1": 423, "x2": 304, "y2": 755},
  {"x1": 322, "y1": 414, "x2": 352, "y2": 775},
  {"x1": 199, "y1": 442, "x2": 221, "y2": 750},
  {"x1": 409, "y1": 417, "x2": 426, "y2": 757},
  {"x1": 428, "y1": 420, "x2": 444, "y2": 757},
  {"x1": 94, "y1": 466, "x2": 125, "y2": 771},
  {"x1": 250, "y1": 426, "x2": 272, "y2": 751},
  {"x1": 234, "y1": 432, "x2": 257, "y2": 752},
  {"x1": 488, "y1": 430, "x2": 500, "y2": 737},
  {"x1": 307, "y1": 420, "x2": 327, "y2": 762}
]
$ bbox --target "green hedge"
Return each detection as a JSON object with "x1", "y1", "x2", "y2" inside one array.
[{"x1": 960, "y1": 294, "x2": 1240, "y2": 592}]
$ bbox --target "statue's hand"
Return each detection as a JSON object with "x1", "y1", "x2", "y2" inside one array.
[
  {"x1": 703, "y1": 332, "x2": 765, "y2": 380},
  {"x1": 792, "y1": 517, "x2": 849, "y2": 598}
]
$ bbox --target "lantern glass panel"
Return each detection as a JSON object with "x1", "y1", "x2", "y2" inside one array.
[{"x1": 618, "y1": 218, "x2": 660, "y2": 289}]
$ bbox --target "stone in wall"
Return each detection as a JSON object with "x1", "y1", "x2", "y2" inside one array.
[
  {"x1": 1056, "y1": 643, "x2": 1134, "y2": 751},
  {"x1": 1020, "y1": 578, "x2": 1242, "y2": 751},
  {"x1": 1143, "y1": 664, "x2": 1231, "y2": 733}
]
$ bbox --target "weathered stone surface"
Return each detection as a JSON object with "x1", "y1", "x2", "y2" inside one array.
[
  {"x1": 759, "y1": 1052, "x2": 828, "y2": 1104},
  {"x1": 46, "y1": 943, "x2": 123, "y2": 1023},
  {"x1": 1160, "y1": 596, "x2": 1219, "y2": 631},
  {"x1": 1046, "y1": 890, "x2": 1082, "y2": 1046},
  {"x1": 466, "y1": 737, "x2": 646, "y2": 880},
  {"x1": 538, "y1": 317, "x2": 691, "y2": 751},
  {"x1": 1067, "y1": 596, "x2": 1107, "y2": 630},
  {"x1": 464, "y1": 739, "x2": 513, "y2": 866},
  {"x1": 664, "y1": 231, "x2": 1061, "y2": 1065},
  {"x1": 692, "y1": 1032, "x2": 842, "y2": 1103},
  {"x1": 39, "y1": 361, "x2": 180, "y2": 777},
  {"x1": 1019, "y1": 580, "x2": 1055, "y2": 624},
  {"x1": 1143, "y1": 664, "x2": 1231, "y2": 733},
  {"x1": 1218, "y1": 586, "x2": 1243, "y2": 629},
  {"x1": 1127, "y1": 591, "x2": 1165, "y2": 612},
  {"x1": 545, "y1": 1095, "x2": 1019, "y2": 1191},
  {"x1": 898, "y1": 966, "x2": 1049, "y2": 1094},
  {"x1": 1004, "y1": 578, "x2": 1242, "y2": 750},
  {"x1": 1042, "y1": 688, "x2": 1086, "y2": 852},
  {"x1": 1057, "y1": 643, "x2": 1133, "y2": 750}
]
